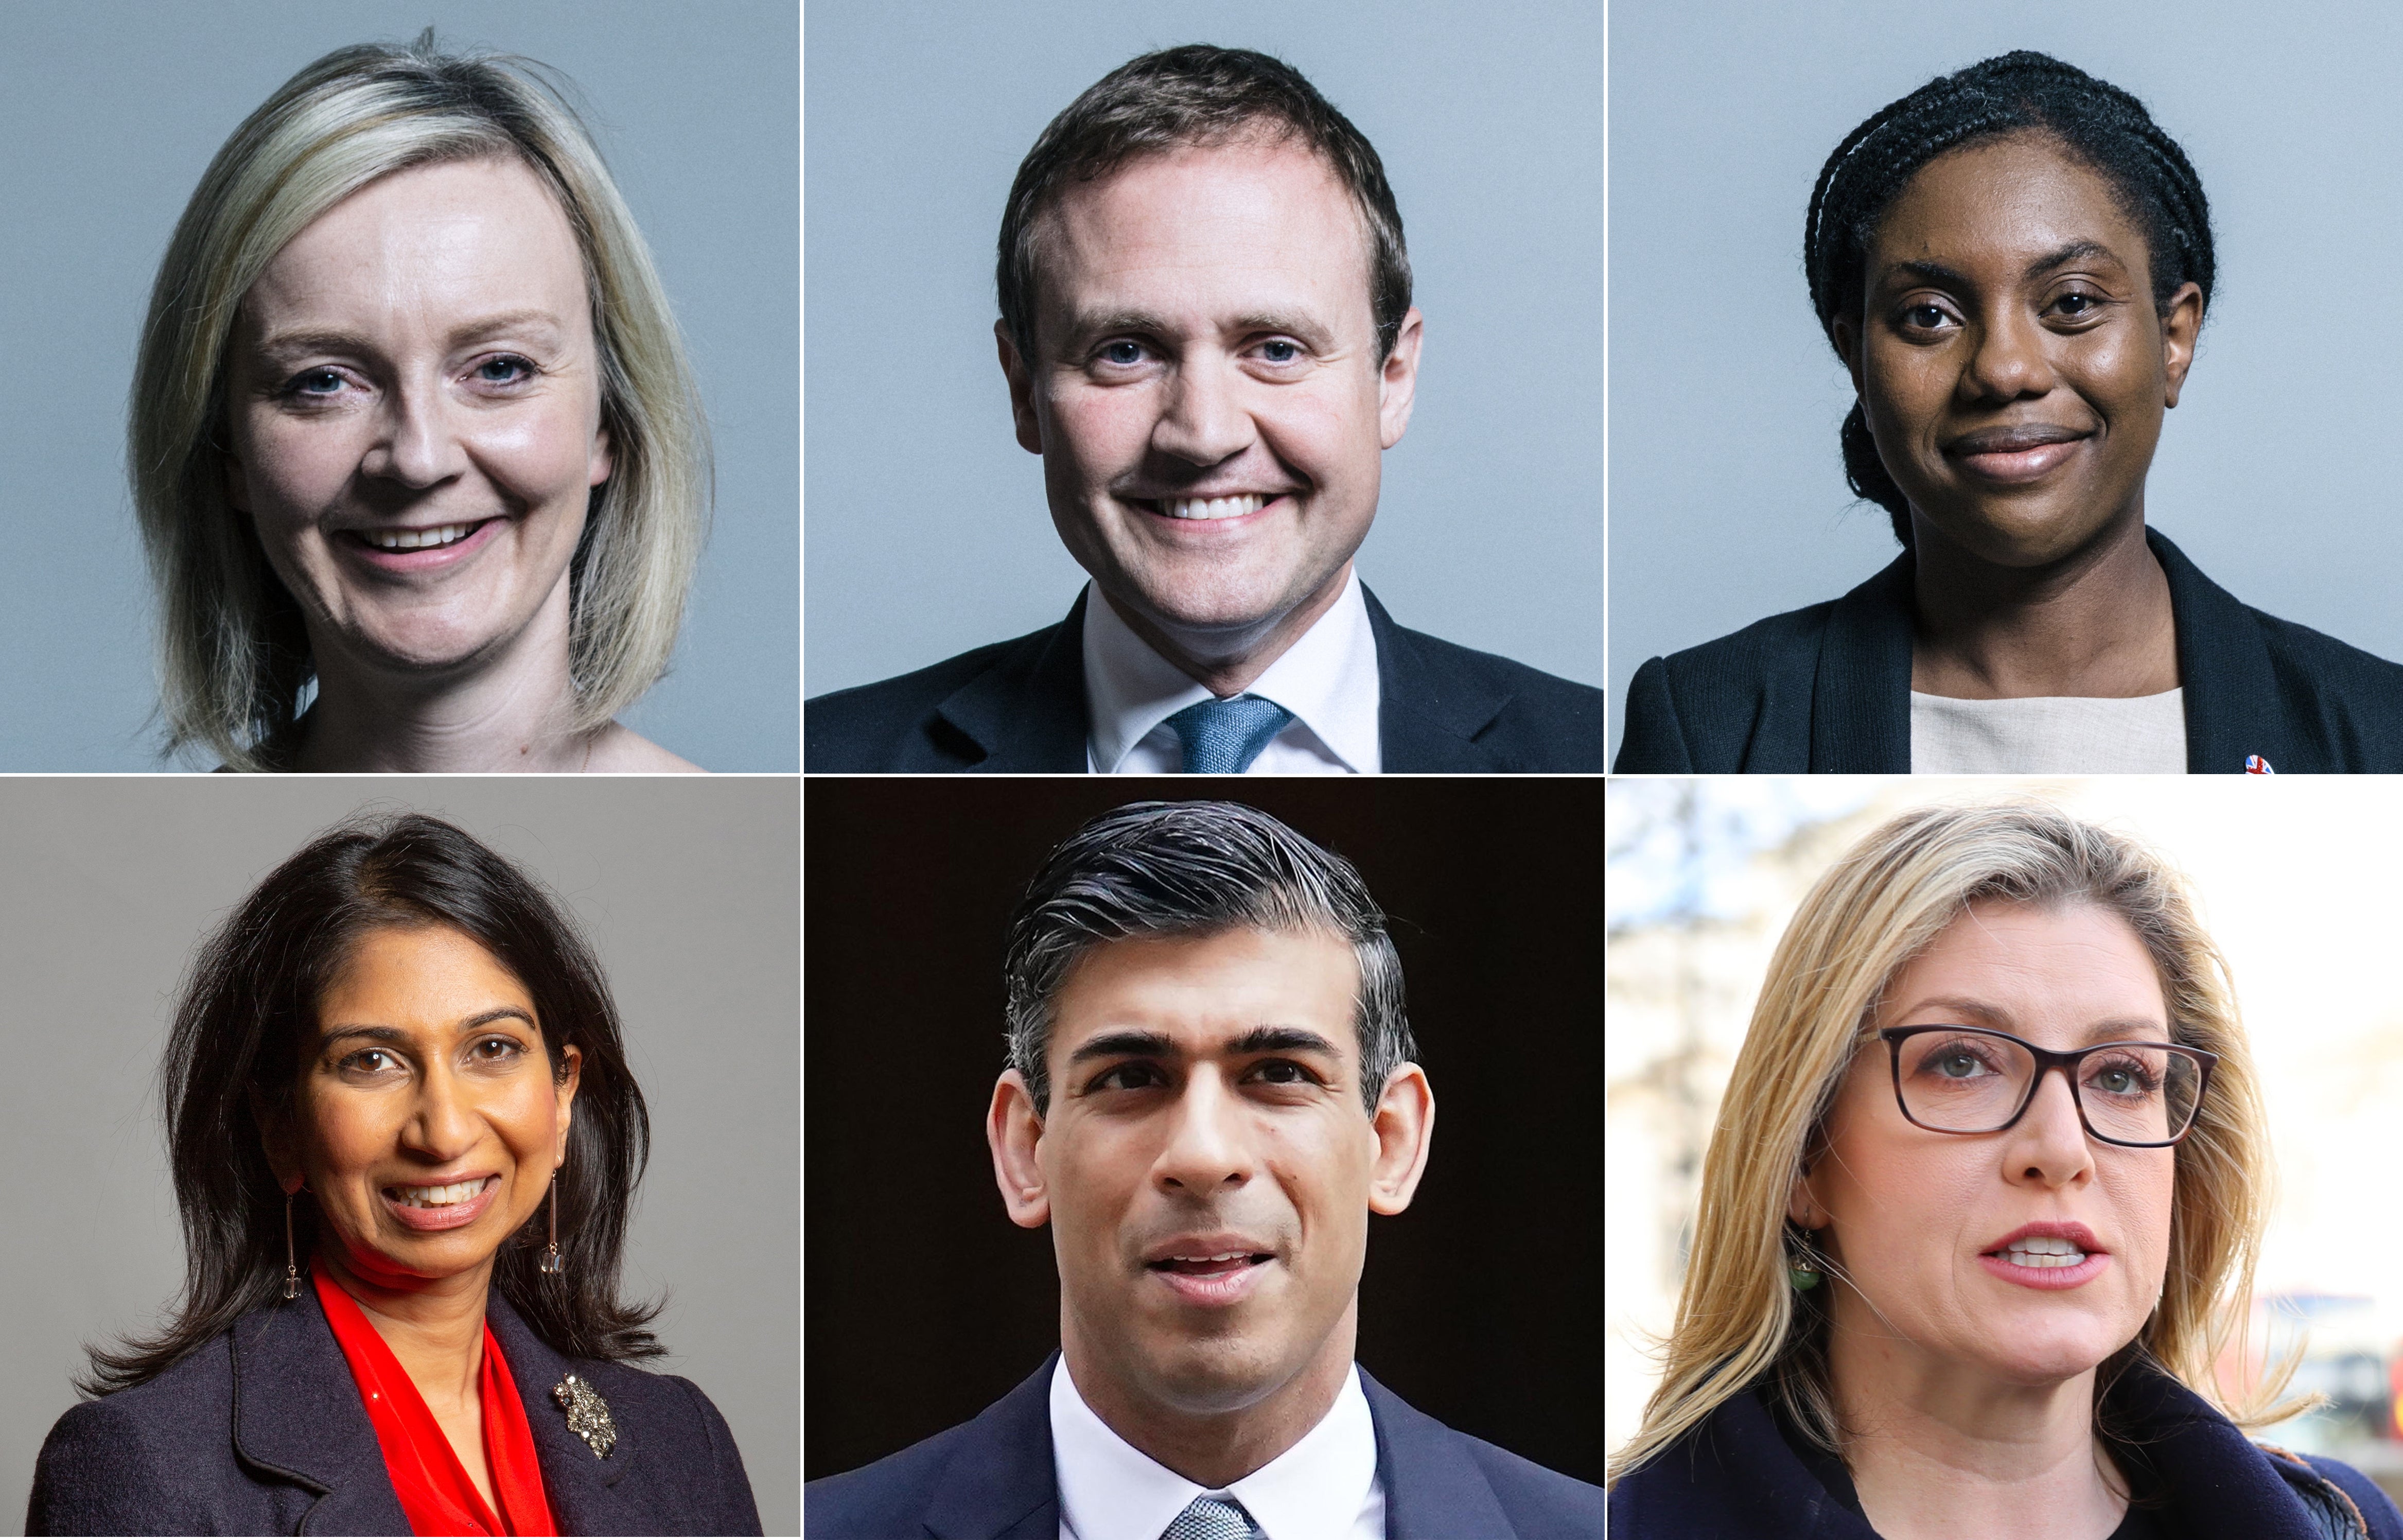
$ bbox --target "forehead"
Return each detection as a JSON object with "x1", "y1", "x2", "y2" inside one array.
[
  {"x1": 1873, "y1": 131, "x2": 2152, "y2": 280},
  {"x1": 318, "y1": 923, "x2": 535, "y2": 1028},
  {"x1": 1048, "y1": 926, "x2": 1360, "y2": 1056},
  {"x1": 240, "y1": 153, "x2": 591, "y2": 340},
  {"x1": 1034, "y1": 137, "x2": 1373, "y2": 331},
  {"x1": 1879, "y1": 898, "x2": 2166, "y2": 1042}
]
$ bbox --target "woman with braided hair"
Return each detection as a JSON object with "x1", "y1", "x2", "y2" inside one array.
[{"x1": 1613, "y1": 51, "x2": 2403, "y2": 775}]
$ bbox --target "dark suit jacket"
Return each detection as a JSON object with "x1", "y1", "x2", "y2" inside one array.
[
  {"x1": 804, "y1": 588, "x2": 1606, "y2": 772},
  {"x1": 802, "y1": 1355, "x2": 1602, "y2": 1539},
  {"x1": 1613, "y1": 529, "x2": 2403, "y2": 773},
  {"x1": 1607, "y1": 1364, "x2": 2402, "y2": 1539},
  {"x1": 26, "y1": 1284, "x2": 762, "y2": 1536}
]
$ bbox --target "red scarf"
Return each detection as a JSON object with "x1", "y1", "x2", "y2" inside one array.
[{"x1": 313, "y1": 1265, "x2": 559, "y2": 1537}]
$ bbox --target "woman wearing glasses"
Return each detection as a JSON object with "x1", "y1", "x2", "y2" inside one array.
[{"x1": 1605, "y1": 803, "x2": 2401, "y2": 1539}]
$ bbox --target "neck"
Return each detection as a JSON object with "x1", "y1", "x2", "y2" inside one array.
[
  {"x1": 1104, "y1": 563, "x2": 1353, "y2": 697},
  {"x1": 293, "y1": 572, "x2": 598, "y2": 773},
  {"x1": 1827, "y1": 1305, "x2": 2127, "y2": 1540},
  {"x1": 318, "y1": 1248, "x2": 493, "y2": 1415},
  {"x1": 1907, "y1": 506, "x2": 2178, "y2": 699},
  {"x1": 1061, "y1": 1298, "x2": 1356, "y2": 1490}
]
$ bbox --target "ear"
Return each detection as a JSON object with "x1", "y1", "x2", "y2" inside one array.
[
  {"x1": 552, "y1": 1042, "x2": 582, "y2": 1168},
  {"x1": 587, "y1": 425, "x2": 613, "y2": 488},
  {"x1": 1786, "y1": 1156, "x2": 1827, "y2": 1231},
  {"x1": 1830, "y1": 315, "x2": 1866, "y2": 395},
  {"x1": 2158, "y1": 281, "x2": 2203, "y2": 409},
  {"x1": 1376, "y1": 307, "x2": 1424, "y2": 450},
  {"x1": 1365, "y1": 1062, "x2": 1434, "y2": 1216},
  {"x1": 996, "y1": 320, "x2": 1044, "y2": 456},
  {"x1": 988, "y1": 1069, "x2": 1050, "y2": 1229}
]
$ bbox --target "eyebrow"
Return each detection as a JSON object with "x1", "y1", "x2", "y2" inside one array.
[
  {"x1": 320, "y1": 1006, "x2": 538, "y2": 1047},
  {"x1": 252, "y1": 309, "x2": 569, "y2": 363},
  {"x1": 1064, "y1": 1024, "x2": 1345, "y2": 1066},
  {"x1": 1058, "y1": 308, "x2": 1337, "y2": 352},
  {"x1": 1885, "y1": 239, "x2": 2124, "y2": 293},
  {"x1": 1889, "y1": 996, "x2": 2167, "y2": 1044}
]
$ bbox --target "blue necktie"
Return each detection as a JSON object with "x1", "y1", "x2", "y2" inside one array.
[
  {"x1": 1164, "y1": 695, "x2": 1293, "y2": 774},
  {"x1": 1159, "y1": 1495, "x2": 1265, "y2": 1539}
]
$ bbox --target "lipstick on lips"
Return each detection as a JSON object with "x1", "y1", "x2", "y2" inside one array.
[
  {"x1": 1978, "y1": 1219, "x2": 2110, "y2": 1291},
  {"x1": 1943, "y1": 423, "x2": 2091, "y2": 484},
  {"x1": 1144, "y1": 1233, "x2": 1278, "y2": 1307},
  {"x1": 380, "y1": 1172, "x2": 501, "y2": 1233}
]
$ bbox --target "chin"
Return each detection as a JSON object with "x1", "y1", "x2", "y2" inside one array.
[{"x1": 1135, "y1": 1334, "x2": 1300, "y2": 1416}]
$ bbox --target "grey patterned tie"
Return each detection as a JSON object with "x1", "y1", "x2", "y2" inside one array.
[{"x1": 1158, "y1": 1494, "x2": 1265, "y2": 1540}]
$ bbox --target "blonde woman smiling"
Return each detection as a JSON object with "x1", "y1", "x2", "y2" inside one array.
[
  {"x1": 1607, "y1": 804, "x2": 2401, "y2": 1540},
  {"x1": 132, "y1": 33, "x2": 709, "y2": 772}
]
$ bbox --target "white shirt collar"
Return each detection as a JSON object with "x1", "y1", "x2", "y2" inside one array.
[
  {"x1": 1079, "y1": 571, "x2": 1382, "y2": 774},
  {"x1": 1050, "y1": 1356, "x2": 1383, "y2": 1540}
]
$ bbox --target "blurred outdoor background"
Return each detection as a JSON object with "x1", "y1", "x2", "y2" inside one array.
[{"x1": 1605, "y1": 777, "x2": 2403, "y2": 1501}]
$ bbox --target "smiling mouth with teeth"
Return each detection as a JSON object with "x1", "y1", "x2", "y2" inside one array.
[
  {"x1": 1149, "y1": 1250, "x2": 1273, "y2": 1276},
  {"x1": 354, "y1": 519, "x2": 488, "y2": 552},
  {"x1": 1149, "y1": 494, "x2": 1270, "y2": 521},
  {"x1": 387, "y1": 1175, "x2": 498, "y2": 1209},
  {"x1": 1993, "y1": 1236, "x2": 2090, "y2": 1268}
]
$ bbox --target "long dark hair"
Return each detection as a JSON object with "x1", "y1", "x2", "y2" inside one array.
[
  {"x1": 82, "y1": 813, "x2": 662, "y2": 1395},
  {"x1": 1803, "y1": 51, "x2": 2216, "y2": 545}
]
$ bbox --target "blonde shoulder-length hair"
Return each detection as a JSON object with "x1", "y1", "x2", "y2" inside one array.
[
  {"x1": 130, "y1": 31, "x2": 709, "y2": 769},
  {"x1": 1609, "y1": 801, "x2": 2288, "y2": 1487}
]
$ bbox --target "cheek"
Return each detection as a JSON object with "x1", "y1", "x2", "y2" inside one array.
[
  {"x1": 1046, "y1": 386, "x2": 1153, "y2": 477},
  {"x1": 239, "y1": 414, "x2": 365, "y2": 519}
]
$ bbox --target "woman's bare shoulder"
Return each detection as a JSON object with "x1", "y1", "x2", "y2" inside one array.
[{"x1": 586, "y1": 723, "x2": 705, "y2": 773}]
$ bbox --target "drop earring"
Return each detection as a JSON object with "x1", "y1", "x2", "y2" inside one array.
[
  {"x1": 282, "y1": 1188, "x2": 302, "y2": 1300},
  {"x1": 538, "y1": 1173, "x2": 564, "y2": 1276},
  {"x1": 1787, "y1": 1228, "x2": 1824, "y2": 1292}
]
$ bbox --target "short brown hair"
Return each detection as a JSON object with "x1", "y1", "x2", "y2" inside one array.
[{"x1": 996, "y1": 44, "x2": 1412, "y2": 362}]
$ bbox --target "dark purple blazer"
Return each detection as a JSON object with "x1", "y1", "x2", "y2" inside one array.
[
  {"x1": 802, "y1": 1354, "x2": 1602, "y2": 1539},
  {"x1": 25, "y1": 1283, "x2": 761, "y2": 1536}
]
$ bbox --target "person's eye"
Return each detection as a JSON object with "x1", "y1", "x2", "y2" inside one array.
[
  {"x1": 1091, "y1": 1062, "x2": 1164, "y2": 1093},
  {"x1": 2084, "y1": 1057, "x2": 2159, "y2": 1096},
  {"x1": 1933, "y1": 1049, "x2": 1990, "y2": 1079},
  {"x1": 1247, "y1": 1059, "x2": 1316, "y2": 1085},
  {"x1": 1256, "y1": 339, "x2": 1302, "y2": 364},
  {"x1": 2051, "y1": 290, "x2": 2107, "y2": 321},
  {"x1": 341, "y1": 1047, "x2": 402, "y2": 1076},
  {"x1": 472, "y1": 355, "x2": 538, "y2": 387},
  {"x1": 1098, "y1": 340, "x2": 1148, "y2": 367},
  {"x1": 281, "y1": 367, "x2": 348, "y2": 399},
  {"x1": 1900, "y1": 303, "x2": 1953, "y2": 332},
  {"x1": 471, "y1": 1036, "x2": 524, "y2": 1063}
]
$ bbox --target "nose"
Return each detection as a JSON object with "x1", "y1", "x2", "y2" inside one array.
[
  {"x1": 2004, "y1": 1065, "x2": 2094, "y2": 1186},
  {"x1": 360, "y1": 375, "x2": 469, "y2": 488},
  {"x1": 1959, "y1": 305, "x2": 2058, "y2": 404},
  {"x1": 402, "y1": 1062, "x2": 480, "y2": 1164},
  {"x1": 1151, "y1": 1068, "x2": 1253, "y2": 1197},
  {"x1": 1150, "y1": 352, "x2": 1257, "y2": 468}
]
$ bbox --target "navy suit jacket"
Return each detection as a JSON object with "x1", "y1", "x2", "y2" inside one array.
[
  {"x1": 27, "y1": 1284, "x2": 761, "y2": 1537},
  {"x1": 1613, "y1": 528, "x2": 2403, "y2": 773},
  {"x1": 803, "y1": 1356, "x2": 1602, "y2": 1539},
  {"x1": 804, "y1": 588, "x2": 1606, "y2": 772}
]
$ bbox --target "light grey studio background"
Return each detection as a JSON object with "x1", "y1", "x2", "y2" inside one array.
[
  {"x1": 0, "y1": 1, "x2": 797, "y2": 771},
  {"x1": 1609, "y1": 0, "x2": 2403, "y2": 758},
  {"x1": 0, "y1": 778, "x2": 798, "y2": 1536},
  {"x1": 805, "y1": 0, "x2": 1603, "y2": 695}
]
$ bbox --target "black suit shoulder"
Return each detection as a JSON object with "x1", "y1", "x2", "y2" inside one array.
[
  {"x1": 1377, "y1": 618, "x2": 1607, "y2": 771},
  {"x1": 804, "y1": 622, "x2": 1066, "y2": 772},
  {"x1": 27, "y1": 1338, "x2": 276, "y2": 1537},
  {"x1": 1612, "y1": 593, "x2": 1847, "y2": 774},
  {"x1": 802, "y1": 1416, "x2": 987, "y2": 1536}
]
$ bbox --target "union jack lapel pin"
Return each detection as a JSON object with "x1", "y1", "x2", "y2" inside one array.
[{"x1": 2244, "y1": 755, "x2": 2275, "y2": 774}]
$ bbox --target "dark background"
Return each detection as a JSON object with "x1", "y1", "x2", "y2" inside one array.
[{"x1": 803, "y1": 777, "x2": 1602, "y2": 1485}]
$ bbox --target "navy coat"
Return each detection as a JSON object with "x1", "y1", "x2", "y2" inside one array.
[
  {"x1": 804, "y1": 587, "x2": 1607, "y2": 772},
  {"x1": 802, "y1": 1355, "x2": 1602, "y2": 1539},
  {"x1": 26, "y1": 1283, "x2": 761, "y2": 1536},
  {"x1": 1608, "y1": 1365, "x2": 2403, "y2": 1539},
  {"x1": 1613, "y1": 529, "x2": 2403, "y2": 774}
]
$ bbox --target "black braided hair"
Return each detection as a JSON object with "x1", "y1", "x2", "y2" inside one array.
[{"x1": 1803, "y1": 51, "x2": 2214, "y2": 545}]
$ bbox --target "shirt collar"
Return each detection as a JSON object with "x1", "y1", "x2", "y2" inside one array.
[
  {"x1": 1079, "y1": 571, "x2": 1381, "y2": 774},
  {"x1": 1050, "y1": 1357, "x2": 1379, "y2": 1540}
]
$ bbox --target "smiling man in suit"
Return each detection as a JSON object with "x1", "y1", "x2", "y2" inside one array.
[
  {"x1": 803, "y1": 46, "x2": 1603, "y2": 773},
  {"x1": 804, "y1": 801, "x2": 1601, "y2": 1539}
]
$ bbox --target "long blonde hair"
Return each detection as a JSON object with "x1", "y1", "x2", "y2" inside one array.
[
  {"x1": 130, "y1": 30, "x2": 709, "y2": 769},
  {"x1": 1609, "y1": 801, "x2": 2285, "y2": 1487}
]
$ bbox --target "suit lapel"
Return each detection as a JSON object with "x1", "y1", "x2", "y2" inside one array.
[
  {"x1": 1808, "y1": 551, "x2": 1915, "y2": 773},
  {"x1": 1365, "y1": 588, "x2": 1513, "y2": 771},
  {"x1": 227, "y1": 1286, "x2": 411, "y2": 1536},
  {"x1": 2150, "y1": 529, "x2": 2282, "y2": 775},
  {"x1": 1360, "y1": 1371, "x2": 1520, "y2": 1540},
  {"x1": 486, "y1": 1293, "x2": 638, "y2": 1534},
  {"x1": 930, "y1": 596, "x2": 1091, "y2": 771},
  {"x1": 922, "y1": 1358, "x2": 1062, "y2": 1540}
]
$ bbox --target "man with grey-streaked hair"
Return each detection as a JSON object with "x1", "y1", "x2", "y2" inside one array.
[{"x1": 805, "y1": 800, "x2": 1603, "y2": 1538}]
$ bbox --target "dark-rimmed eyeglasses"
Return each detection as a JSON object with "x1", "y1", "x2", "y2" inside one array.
[{"x1": 1876, "y1": 1025, "x2": 2218, "y2": 1148}]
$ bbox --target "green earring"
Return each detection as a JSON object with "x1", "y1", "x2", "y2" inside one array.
[{"x1": 1787, "y1": 1233, "x2": 1823, "y2": 1291}]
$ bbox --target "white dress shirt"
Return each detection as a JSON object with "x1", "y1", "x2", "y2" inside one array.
[
  {"x1": 1909, "y1": 687, "x2": 2187, "y2": 773},
  {"x1": 1081, "y1": 572, "x2": 1382, "y2": 774},
  {"x1": 1050, "y1": 1357, "x2": 1385, "y2": 1540}
]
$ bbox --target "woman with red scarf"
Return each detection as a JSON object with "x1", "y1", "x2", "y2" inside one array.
[{"x1": 27, "y1": 813, "x2": 760, "y2": 1535}]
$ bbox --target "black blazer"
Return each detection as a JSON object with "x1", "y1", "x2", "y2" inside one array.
[
  {"x1": 802, "y1": 1355, "x2": 1602, "y2": 1539},
  {"x1": 804, "y1": 587, "x2": 1606, "y2": 772},
  {"x1": 1607, "y1": 1363, "x2": 2403, "y2": 1539},
  {"x1": 1613, "y1": 529, "x2": 2403, "y2": 773},
  {"x1": 26, "y1": 1284, "x2": 762, "y2": 1536}
]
